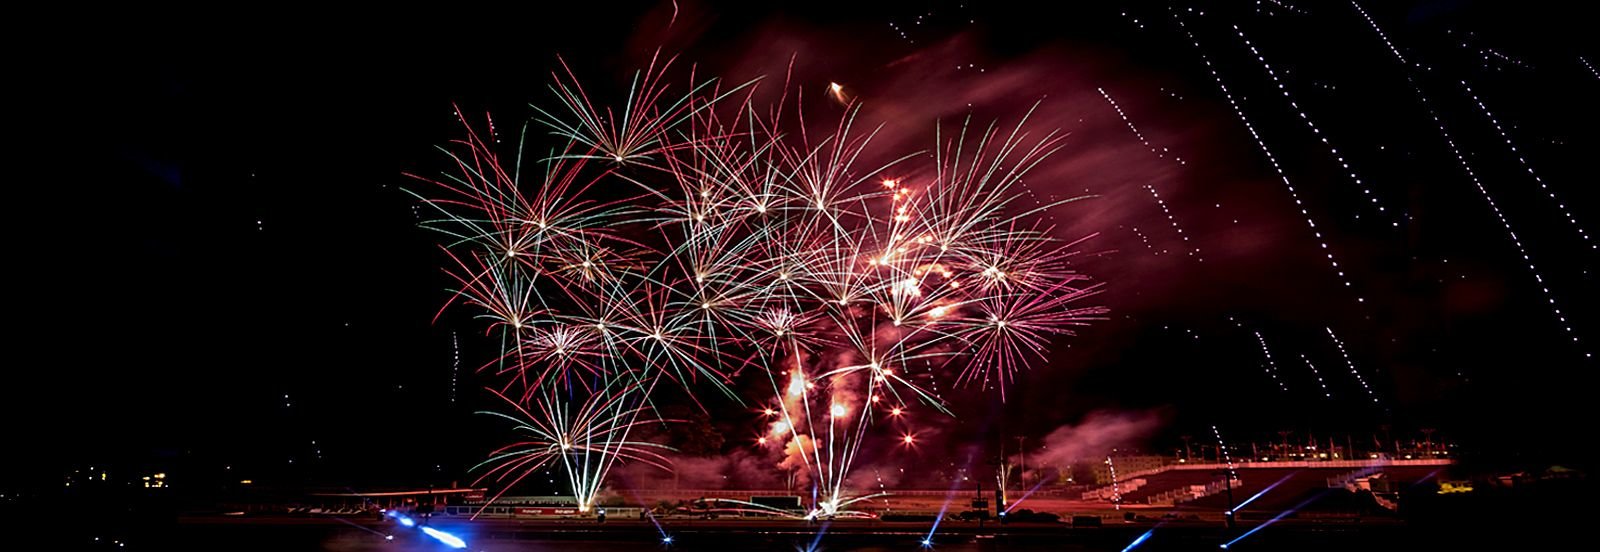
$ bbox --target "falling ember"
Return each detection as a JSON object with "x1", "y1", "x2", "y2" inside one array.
[
  {"x1": 830, "y1": 403, "x2": 847, "y2": 417},
  {"x1": 828, "y1": 81, "x2": 846, "y2": 103}
]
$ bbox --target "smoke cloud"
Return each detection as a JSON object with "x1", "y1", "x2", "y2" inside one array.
[
  {"x1": 613, "y1": 449, "x2": 784, "y2": 490},
  {"x1": 1014, "y1": 409, "x2": 1167, "y2": 477}
]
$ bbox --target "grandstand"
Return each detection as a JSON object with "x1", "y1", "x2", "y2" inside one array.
[{"x1": 1077, "y1": 459, "x2": 1451, "y2": 513}]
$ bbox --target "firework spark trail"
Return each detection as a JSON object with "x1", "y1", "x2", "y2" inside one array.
[
  {"x1": 1583, "y1": 56, "x2": 1599, "y2": 80},
  {"x1": 1097, "y1": 87, "x2": 1203, "y2": 261},
  {"x1": 417, "y1": 56, "x2": 1104, "y2": 520},
  {"x1": 1458, "y1": 79, "x2": 1593, "y2": 249},
  {"x1": 1212, "y1": 425, "x2": 1237, "y2": 495},
  {"x1": 1105, "y1": 455, "x2": 1122, "y2": 509},
  {"x1": 1417, "y1": 90, "x2": 1581, "y2": 349},
  {"x1": 471, "y1": 379, "x2": 674, "y2": 514},
  {"x1": 1232, "y1": 25, "x2": 1396, "y2": 226},
  {"x1": 451, "y1": 331, "x2": 460, "y2": 404},
  {"x1": 535, "y1": 50, "x2": 739, "y2": 166},
  {"x1": 1142, "y1": 185, "x2": 1196, "y2": 260},
  {"x1": 1325, "y1": 327, "x2": 1379, "y2": 404},
  {"x1": 1349, "y1": 1, "x2": 1406, "y2": 65},
  {"x1": 1253, "y1": 331, "x2": 1288, "y2": 392},
  {"x1": 1300, "y1": 353, "x2": 1331, "y2": 399},
  {"x1": 1172, "y1": 10, "x2": 1365, "y2": 305},
  {"x1": 1097, "y1": 88, "x2": 1187, "y2": 166},
  {"x1": 1129, "y1": 226, "x2": 1156, "y2": 253},
  {"x1": 1346, "y1": 3, "x2": 1586, "y2": 357}
]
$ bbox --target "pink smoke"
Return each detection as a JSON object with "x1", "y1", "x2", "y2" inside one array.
[{"x1": 1014, "y1": 409, "x2": 1167, "y2": 477}]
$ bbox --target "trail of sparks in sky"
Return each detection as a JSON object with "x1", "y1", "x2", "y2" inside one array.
[
  {"x1": 1325, "y1": 327, "x2": 1378, "y2": 405},
  {"x1": 1348, "y1": 2, "x2": 1586, "y2": 357},
  {"x1": 1173, "y1": 9, "x2": 1365, "y2": 305},
  {"x1": 1105, "y1": 455, "x2": 1122, "y2": 509},
  {"x1": 1580, "y1": 56, "x2": 1598, "y2": 80},
  {"x1": 450, "y1": 331, "x2": 460, "y2": 404},
  {"x1": 1098, "y1": 87, "x2": 1202, "y2": 261},
  {"x1": 1098, "y1": 87, "x2": 1188, "y2": 166},
  {"x1": 1130, "y1": 225, "x2": 1156, "y2": 253},
  {"x1": 1458, "y1": 79, "x2": 1593, "y2": 249},
  {"x1": 1300, "y1": 353, "x2": 1331, "y2": 399},
  {"x1": 1350, "y1": 1, "x2": 1407, "y2": 65},
  {"x1": 1144, "y1": 185, "x2": 1196, "y2": 260},
  {"x1": 1232, "y1": 24, "x2": 1396, "y2": 227},
  {"x1": 1253, "y1": 331, "x2": 1288, "y2": 392},
  {"x1": 1213, "y1": 425, "x2": 1236, "y2": 478},
  {"x1": 1415, "y1": 89, "x2": 1580, "y2": 350}
]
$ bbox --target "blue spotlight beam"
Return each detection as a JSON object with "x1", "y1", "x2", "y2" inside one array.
[
  {"x1": 422, "y1": 527, "x2": 468, "y2": 549},
  {"x1": 1233, "y1": 471, "x2": 1299, "y2": 512},
  {"x1": 1222, "y1": 491, "x2": 1333, "y2": 549}
]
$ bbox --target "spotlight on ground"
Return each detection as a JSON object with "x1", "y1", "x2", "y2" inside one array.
[{"x1": 421, "y1": 527, "x2": 467, "y2": 549}]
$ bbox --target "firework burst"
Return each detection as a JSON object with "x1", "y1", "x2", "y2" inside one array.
[{"x1": 415, "y1": 53, "x2": 1103, "y2": 519}]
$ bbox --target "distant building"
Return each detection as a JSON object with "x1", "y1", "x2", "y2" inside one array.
[{"x1": 1092, "y1": 455, "x2": 1171, "y2": 485}]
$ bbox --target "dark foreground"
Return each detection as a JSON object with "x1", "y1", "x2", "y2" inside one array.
[{"x1": 63, "y1": 515, "x2": 1578, "y2": 551}]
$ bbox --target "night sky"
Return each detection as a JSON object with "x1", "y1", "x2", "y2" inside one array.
[{"x1": 13, "y1": 1, "x2": 1597, "y2": 494}]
